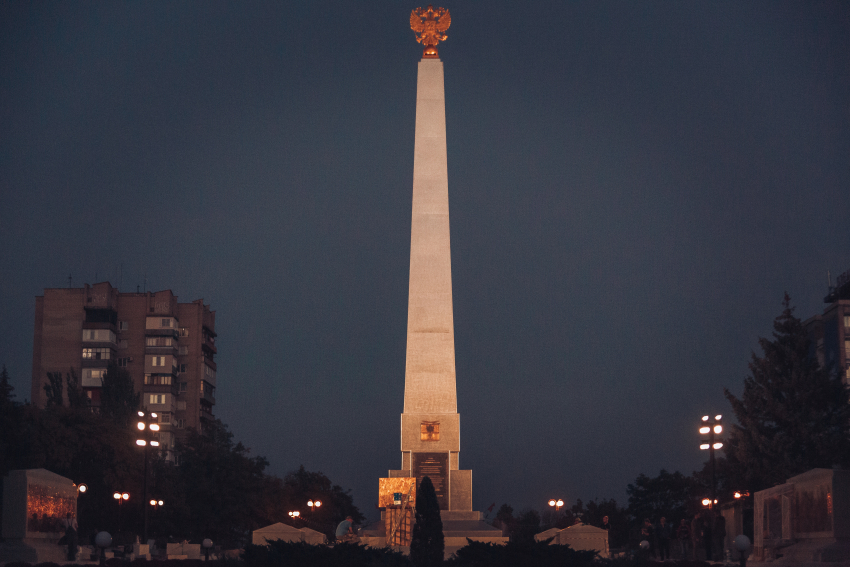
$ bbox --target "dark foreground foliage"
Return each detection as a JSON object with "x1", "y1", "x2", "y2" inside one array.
[
  {"x1": 4, "y1": 551, "x2": 715, "y2": 567},
  {"x1": 243, "y1": 540, "x2": 409, "y2": 567},
  {"x1": 446, "y1": 539, "x2": 598, "y2": 567}
]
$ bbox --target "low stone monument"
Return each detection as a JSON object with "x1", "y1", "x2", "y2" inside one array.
[
  {"x1": 251, "y1": 522, "x2": 327, "y2": 545},
  {"x1": 535, "y1": 524, "x2": 610, "y2": 558},
  {"x1": 753, "y1": 468, "x2": 850, "y2": 562},
  {"x1": 0, "y1": 469, "x2": 78, "y2": 564}
]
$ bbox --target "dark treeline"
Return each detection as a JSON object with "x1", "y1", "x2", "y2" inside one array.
[
  {"x1": 0, "y1": 364, "x2": 362, "y2": 548},
  {"x1": 494, "y1": 296, "x2": 850, "y2": 550}
]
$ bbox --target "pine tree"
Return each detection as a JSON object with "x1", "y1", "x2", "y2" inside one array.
[
  {"x1": 723, "y1": 294, "x2": 850, "y2": 491},
  {"x1": 410, "y1": 476, "x2": 444, "y2": 567}
]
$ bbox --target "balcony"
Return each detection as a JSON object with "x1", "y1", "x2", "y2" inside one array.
[
  {"x1": 145, "y1": 337, "x2": 179, "y2": 355},
  {"x1": 82, "y1": 322, "x2": 118, "y2": 339},
  {"x1": 145, "y1": 328, "x2": 180, "y2": 340},
  {"x1": 201, "y1": 380, "x2": 216, "y2": 405},
  {"x1": 202, "y1": 336, "x2": 217, "y2": 354},
  {"x1": 143, "y1": 382, "x2": 179, "y2": 396}
]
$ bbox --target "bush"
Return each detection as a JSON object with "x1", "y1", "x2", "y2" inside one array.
[
  {"x1": 243, "y1": 540, "x2": 409, "y2": 567},
  {"x1": 447, "y1": 539, "x2": 597, "y2": 567}
]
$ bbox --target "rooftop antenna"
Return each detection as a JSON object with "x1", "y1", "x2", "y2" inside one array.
[
  {"x1": 68, "y1": 274, "x2": 72, "y2": 288},
  {"x1": 828, "y1": 269, "x2": 832, "y2": 289},
  {"x1": 120, "y1": 263, "x2": 123, "y2": 290},
  {"x1": 137, "y1": 285, "x2": 140, "y2": 293},
  {"x1": 144, "y1": 273, "x2": 147, "y2": 293}
]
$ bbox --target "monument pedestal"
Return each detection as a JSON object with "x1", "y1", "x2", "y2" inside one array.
[{"x1": 362, "y1": 510, "x2": 507, "y2": 558}]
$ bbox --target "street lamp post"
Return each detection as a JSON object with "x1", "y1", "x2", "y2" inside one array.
[
  {"x1": 149, "y1": 499, "x2": 164, "y2": 537},
  {"x1": 699, "y1": 414, "x2": 723, "y2": 505},
  {"x1": 113, "y1": 492, "x2": 129, "y2": 532},
  {"x1": 548, "y1": 499, "x2": 565, "y2": 526},
  {"x1": 136, "y1": 411, "x2": 161, "y2": 543}
]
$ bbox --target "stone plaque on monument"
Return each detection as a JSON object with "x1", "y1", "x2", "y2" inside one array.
[{"x1": 412, "y1": 452, "x2": 448, "y2": 509}]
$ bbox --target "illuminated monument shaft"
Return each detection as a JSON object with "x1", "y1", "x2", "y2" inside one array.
[{"x1": 389, "y1": 18, "x2": 471, "y2": 512}]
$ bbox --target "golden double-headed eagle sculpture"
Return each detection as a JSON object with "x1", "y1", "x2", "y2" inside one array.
[{"x1": 410, "y1": 5, "x2": 451, "y2": 58}]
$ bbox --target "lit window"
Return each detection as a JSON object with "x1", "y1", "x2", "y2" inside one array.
[
  {"x1": 179, "y1": 328, "x2": 189, "y2": 337},
  {"x1": 161, "y1": 318, "x2": 171, "y2": 328},
  {"x1": 149, "y1": 394, "x2": 167, "y2": 405},
  {"x1": 119, "y1": 321, "x2": 129, "y2": 331},
  {"x1": 82, "y1": 329, "x2": 116, "y2": 342},
  {"x1": 82, "y1": 348, "x2": 111, "y2": 359},
  {"x1": 144, "y1": 375, "x2": 172, "y2": 386}
]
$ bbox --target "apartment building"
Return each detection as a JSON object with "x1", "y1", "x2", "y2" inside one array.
[
  {"x1": 31, "y1": 281, "x2": 218, "y2": 452},
  {"x1": 804, "y1": 268, "x2": 850, "y2": 384}
]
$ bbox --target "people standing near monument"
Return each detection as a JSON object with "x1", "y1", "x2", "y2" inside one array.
[
  {"x1": 676, "y1": 518, "x2": 691, "y2": 559},
  {"x1": 690, "y1": 512, "x2": 703, "y2": 559},
  {"x1": 61, "y1": 512, "x2": 78, "y2": 561},
  {"x1": 702, "y1": 511, "x2": 714, "y2": 560},
  {"x1": 335, "y1": 516, "x2": 359, "y2": 543},
  {"x1": 713, "y1": 512, "x2": 726, "y2": 560},
  {"x1": 656, "y1": 516, "x2": 672, "y2": 560},
  {"x1": 640, "y1": 518, "x2": 655, "y2": 558}
]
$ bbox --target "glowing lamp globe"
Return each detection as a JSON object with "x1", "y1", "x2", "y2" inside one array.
[
  {"x1": 734, "y1": 534, "x2": 751, "y2": 553},
  {"x1": 95, "y1": 531, "x2": 112, "y2": 549}
]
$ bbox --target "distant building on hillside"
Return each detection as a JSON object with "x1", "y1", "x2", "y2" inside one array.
[
  {"x1": 803, "y1": 268, "x2": 850, "y2": 384},
  {"x1": 31, "y1": 281, "x2": 218, "y2": 453}
]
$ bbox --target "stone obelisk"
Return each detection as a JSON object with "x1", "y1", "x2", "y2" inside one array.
[
  {"x1": 387, "y1": 5, "x2": 470, "y2": 512},
  {"x1": 367, "y1": 10, "x2": 507, "y2": 552}
]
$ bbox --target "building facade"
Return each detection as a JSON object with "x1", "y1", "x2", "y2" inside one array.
[
  {"x1": 804, "y1": 268, "x2": 850, "y2": 384},
  {"x1": 31, "y1": 281, "x2": 218, "y2": 452}
]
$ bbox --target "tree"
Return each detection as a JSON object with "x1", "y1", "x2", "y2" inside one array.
[
  {"x1": 493, "y1": 503, "x2": 516, "y2": 536},
  {"x1": 175, "y1": 418, "x2": 272, "y2": 545},
  {"x1": 410, "y1": 476, "x2": 444, "y2": 567},
  {"x1": 65, "y1": 368, "x2": 88, "y2": 409},
  {"x1": 723, "y1": 295, "x2": 850, "y2": 492},
  {"x1": 100, "y1": 363, "x2": 139, "y2": 428},
  {"x1": 512, "y1": 509, "x2": 541, "y2": 546},
  {"x1": 0, "y1": 365, "x2": 14, "y2": 409},
  {"x1": 275, "y1": 465, "x2": 363, "y2": 537},
  {"x1": 44, "y1": 371, "x2": 64, "y2": 407},
  {"x1": 627, "y1": 470, "x2": 700, "y2": 532}
]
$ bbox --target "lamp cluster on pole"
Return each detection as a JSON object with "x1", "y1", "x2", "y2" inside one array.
[
  {"x1": 548, "y1": 499, "x2": 564, "y2": 511},
  {"x1": 699, "y1": 414, "x2": 723, "y2": 507},
  {"x1": 113, "y1": 492, "x2": 129, "y2": 532},
  {"x1": 136, "y1": 410, "x2": 160, "y2": 543}
]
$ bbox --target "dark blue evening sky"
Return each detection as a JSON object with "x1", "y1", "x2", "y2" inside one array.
[{"x1": 2, "y1": 1, "x2": 849, "y2": 520}]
